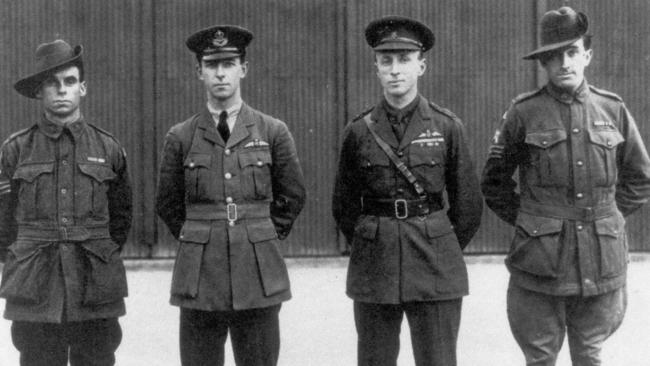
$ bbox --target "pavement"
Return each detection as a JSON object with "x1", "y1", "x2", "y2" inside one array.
[{"x1": 1, "y1": 255, "x2": 649, "y2": 365}]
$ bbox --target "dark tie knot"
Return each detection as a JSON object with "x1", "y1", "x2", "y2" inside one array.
[{"x1": 217, "y1": 110, "x2": 230, "y2": 142}]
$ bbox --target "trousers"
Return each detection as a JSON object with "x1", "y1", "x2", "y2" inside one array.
[
  {"x1": 354, "y1": 299, "x2": 462, "y2": 366},
  {"x1": 11, "y1": 318, "x2": 122, "y2": 366},
  {"x1": 179, "y1": 304, "x2": 281, "y2": 366},
  {"x1": 507, "y1": 284, "x2": 626, "y2": 366}
]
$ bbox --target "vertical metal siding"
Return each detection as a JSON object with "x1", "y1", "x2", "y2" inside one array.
[{"x1": 1, "y1": 0, "x2": 649, "y2": 256}]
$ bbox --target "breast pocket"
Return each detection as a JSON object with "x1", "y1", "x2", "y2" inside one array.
[
  {"x1": 183, "y1": 153, "x2": 213, "y2": 202},
  {"x1": 13, "y1": 162, "x2": 55, "y2": 220},
  {"x1": 587, "y1": 128, "x2": 625, "y2": 187},
  {"x1": 239, "y1": 148, "x2": 272, "y2": 199},
  {"x1": 525, "y1": 129, "x2": 569, "y2": 187},
  {"x1": 78, "y1": 163, "x2": 117, "y2": 219},
  {"x1": 359, "y1": 148, "x2": 391, "y2": 192},
  {"x1": 409, "y1": 143, "x2": 445, "y2": 192}
]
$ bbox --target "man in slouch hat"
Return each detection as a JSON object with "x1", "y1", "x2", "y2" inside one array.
[
  {"x1": 0, "y1": 39, "x2": 132, "y2": 366},
  {"x1": 482, "y1": 7, "x2": 650, "y2": 365}
]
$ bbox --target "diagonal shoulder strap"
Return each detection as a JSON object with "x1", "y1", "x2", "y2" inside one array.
[{"x1": 364, "y1": 114, "x2": 427, "y2": 198}]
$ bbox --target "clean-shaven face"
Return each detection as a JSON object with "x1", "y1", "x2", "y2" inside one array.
[
  {"x1": 540, "y1": 38, "x2": 592, "y2": 92},
  {"x1": 198, "y1": 57, "x2": 248, "y2": 103},
  {"x1": 36, "y1": 66, "x2": 86, "y2": 120},
  {"x1": 375, "y1": 50, "x2": 425, "y2": 99}
]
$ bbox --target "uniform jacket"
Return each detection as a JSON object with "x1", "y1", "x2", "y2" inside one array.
[
  {"x1": 481, "y1": 82, "x2": 650, "y2": 296},
  {"x1": 332, "y1": 96, "x2": 483, "y2": 304},
  {"x1": 0, "y1": 116, "x2": 132, "y2": 322},
  {"x1": 156, "y1": 103, "x2": 305, "y2": 311}
]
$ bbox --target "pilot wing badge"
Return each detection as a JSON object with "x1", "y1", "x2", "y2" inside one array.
[{"x1": 411, "y1": 129, "x2": 444, "y2": 147}]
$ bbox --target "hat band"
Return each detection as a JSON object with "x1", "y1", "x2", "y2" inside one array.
[
  {"x1": 378, "y1": 36, "x2": 423, "y2": 49},
  {"x1": 203, "y1": 46, "x2": 240, "y2": 54}
]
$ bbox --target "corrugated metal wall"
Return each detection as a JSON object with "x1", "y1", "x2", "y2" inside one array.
[{"x1": 1, "y1": 0, "x2": 649, "y2": 256}]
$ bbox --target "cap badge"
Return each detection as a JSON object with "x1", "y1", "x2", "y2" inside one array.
[
  {"x1": 390, "y1": 31, "x2": 398, "y2": 39},
  {"x1": 212, "y1": 30, "x2": 228, "y2": 47}
]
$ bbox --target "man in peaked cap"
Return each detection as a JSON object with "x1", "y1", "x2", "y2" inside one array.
[
  {"x1": 333, "y1": 15, "x2": 482, "y2": 366},
  {"x1": 156, "y1": 25, "x2": 305, "y2": 366},
  {"x1": 0, "y1": 39, "x2": 132, "y2": 366},
  {"x1": 482, "y1": 6, "x2": 650, "y2": 365}
]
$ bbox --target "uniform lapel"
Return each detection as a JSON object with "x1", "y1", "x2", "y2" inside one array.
[
  {"x1": 226, "y1": 103, "x2": 253, "y2": 148},
  {"x1": 197, "y1": 109, "x2": 224, "y2": 147},
  {"x1": 370, "y1": 104, "x2": 399, "y2": 149},
  {"x1": 399, "y1": 96, "x2": 430, "y2": 150}
]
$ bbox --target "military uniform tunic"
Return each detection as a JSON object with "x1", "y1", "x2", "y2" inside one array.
[
  {"x1": 156, "y1": 103, "x2": 306, "y2": 311},
  {"x1": 0, "y1": 116, "x2": 132, "y2": 322},
  {"x1": 333, "y1": 96, "x2": 483, "y2": 304},
  {"x1": 482, "y1": 82, "x2": 650, "y2": 296}
]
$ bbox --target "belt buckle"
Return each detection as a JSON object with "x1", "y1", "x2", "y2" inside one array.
[
  {"x1": 227, "y1": 203, "x2": 238, "y2": 224},
  {"x1": 394, "y1": 199, "x2": 408, "y2": 219}
]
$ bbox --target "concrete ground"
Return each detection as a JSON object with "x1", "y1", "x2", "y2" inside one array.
[{"x1": 1, "y1": 255, "x2": 649, "y2": 365}]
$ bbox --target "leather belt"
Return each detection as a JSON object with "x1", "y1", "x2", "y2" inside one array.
[
  {"x1": 17, "y1": 226, "x2": 111, "y2": 242},
  {"x1": 361, "y1": 197, "x2": 437, "y2": 219},
  {"x1": 520, "y1": 200, "x2": 618, "y2": 221}
]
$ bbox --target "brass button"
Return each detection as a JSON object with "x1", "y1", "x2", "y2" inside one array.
[
  {"x1": 576, "y1": 193, "x2": 584, "y2": 199},
  {"x1": 607, "y1": 140, "x2": 613, "y2": 147},
  {"x1": 257, "y1": 161, "x2": 264, "y2": 167},
  {"x1": 225, "y1": 173, "x2": 232, "y2": 179},
  {"x1": 62, "y1": 160, "x2": 69, "y2": 165},
  {"x1": 577, "y1": 225, "x2": 584, "y2": 231},
  {"x1": 532, "y1": 229, "x2": 538, "y2": 234},
  {"x1": 189, "y1": 162, "x2": 195, "y2": 168},
  {"x1": 576, "y1": 160, "x2": 584, "y2": 167},
  {"x1": 572, "y1": 128, "x2": 580, "y2": 134},
  {"x1": 61, "y1": 217, "x2": 68, "y2": 223},
  {"x1": 228, "y1": 221, "x2": 235, "y2": 227},
  {"x1": 542, "y1": 141, "x2": 548, "y2": 146},
  {"x1": 225, "y1": 149, "x2": 231, "y2": 155},
  {"x1": 397, "y1": 151, "x2": 404, "y2": 157},
  {"x1": 61, "y1": 188, "x2": 67, "y2": 194},
  {"x1": 226, "y1": 197, "x2": 233, "y2": 203}
]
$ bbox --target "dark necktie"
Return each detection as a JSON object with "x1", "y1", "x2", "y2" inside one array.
[
  {"x1": 389, "y1": 113, "x2": 405, "y2": 141},
  {"x1": 217, "y1": 110, "x2": 230, "y2": 142}
]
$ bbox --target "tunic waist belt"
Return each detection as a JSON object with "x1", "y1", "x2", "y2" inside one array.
[
  {"x1": 520, "y1": 200, "x2": 618, "y2": 221},
  {"x1": 185, "y1": 203, "x2": 271, "y2": 220},
  {"x1": 361, "y1": 197, "x2": 442, "y2": 219},
  {"x1": 17, "y1": 225, "x2": 111, "y2": 241}
]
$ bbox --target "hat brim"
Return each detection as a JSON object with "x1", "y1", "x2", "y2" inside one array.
[
  {"x1": 14, "y1": 45, "x2": 83, "y2": 99},
  {"x1": 523, "y1": 37, "x2": 581, "y2": 60},
  {"x1": 373, "y1": 42, "x2": 422, "y2": 52}
]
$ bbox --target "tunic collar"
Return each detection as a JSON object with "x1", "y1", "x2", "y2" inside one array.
[
  {"x1": 38, "y1": 114, "x2": 86, "y2": 140},
  {"x1": 546, "y1": 79, "x2": 589, "y2": 104}
]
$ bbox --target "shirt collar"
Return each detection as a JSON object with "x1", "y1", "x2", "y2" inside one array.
[
  {"x1": 381, "y1": 96, "x2": 420, "y2": 122},
  {"x1": 206, "y1": 101, "x2": 243, "y2": 120},
  {"x1": 546, "y1": 79, "x2": 589, "y2": 104},
  {"x1": 38, "y1": 114, "x2": 86, "y2": 140}
]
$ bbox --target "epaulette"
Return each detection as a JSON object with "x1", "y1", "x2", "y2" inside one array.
[
  {"x1": 428, "y1": 101, "x2": 462, "y2": 123},
  {"x1": 351, "y1": 107, "x2": 374, "y2": 122},
  {"x1": 588, "y1": 85, "x2": 623, "y2": 102},
  {"x1": 3, "y1": 125, "x2": 35, "y2": 145},
  {"x1": 511, "y1": 88, "x2": 543, "y2": 105},
  {"x1": 87, "y1": 123, "x2": 120, "y2": 141}
]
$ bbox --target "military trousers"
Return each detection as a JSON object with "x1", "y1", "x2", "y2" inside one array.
[
  {"x1": 507, "y1": 284, "x2": 626, "y2": 366},
  {"x1": 11, "y1": 318, "x2": 122, "y2": 366},
  {"x1": 354, "y1": 299, "x2": 462, "y2": 366},
  {"x1": 179, "y1": 304, "x2": 281, "y2": 366}
]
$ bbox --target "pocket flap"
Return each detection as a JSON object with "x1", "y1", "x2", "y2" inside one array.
[
  {"x1": 354, "y1": 215, "x2": 379, "y2": 240},
  {"x1": 78, "y1": 163, "x2": 116, "y2": 182},
  {"x1": 179, "y1": 220, "x2": 212, "y2": 244},
  {"x1": 239, "y1": 149, "x2": 272, "y2": 168},
  {"x1": 247, "y1": 219, "x2": 278, "y2": 243},
  {"x1": 425, "y1": 211, "x2": 454, "y2": 238},
  {"x1": 525, "y1": 129, "x2": 567, "y2": 149},
  {"x1": 183, "y1": 153, "x2": 212, "y2": 169},
  {"x1": 8, "y1": 241, "x2": 49, "y2": 261},
  {"x1": 409, "y1": 149, "x2": 440, "y2": 167},
  {"x1": 13, "y1": 162, "x2": 54, "y2": 183},
  {"x1": 516, "y1": 212, "x2": 563, "y2": 236},
  {"x1": 81, "y1": 240, "x2": 120, "y2": 263},
  {"x1": 595, "y1": 214, "x2": 623, "y2": 237},
  {"x1": 587, "y1": 129, "x2": 625, "y2": 150}
]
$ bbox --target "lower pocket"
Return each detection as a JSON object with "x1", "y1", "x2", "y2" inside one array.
[
  {"x1": 248, "y1": 219, "x2": 290, "y2": 297},
  {"x1": 81, "y1": 240, "x2": 128, "y2": 306},
  {"x1": 170, "y1": 220, "x2": 211, "y2": 298},
  {"x1": 0, "y1": 241, "x2": 51, "y2": 304},
  {"x1": 597, "y1": 214, "x2": 627, "y2": 278},
  {"x1": 508, "y1": 213, "x2": 564, "y2": 278}
]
